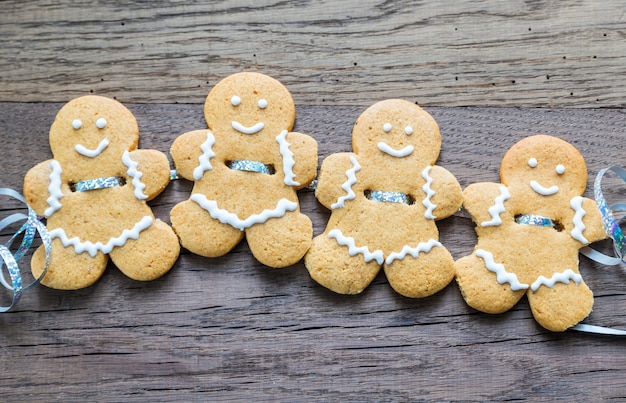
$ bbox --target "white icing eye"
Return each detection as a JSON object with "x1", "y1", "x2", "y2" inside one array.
[
  {"x1": 556, "y1": 164, "x2": 565, "y2": 174},
  {"x1": 231, "y1": 96, "x2": 241, "y2": 106},
  {"x1": 72, "y1": 119, "x2": 83, "y2": 130},
  {"x1": 383, "y1": 123, "x2": 392, "y2": 132},
  {"x1": 257, "y1": 99, "x2": 268, "y2": 109},
  {"x1": 404, "y1": 126, "x2": 413, "y2": 135},
  {"x1": 95, "y1": 118, "x2": 107, "y2": 129},
  {"x1": 528, "y1": 158, "x2": 538, "y2": 168}
]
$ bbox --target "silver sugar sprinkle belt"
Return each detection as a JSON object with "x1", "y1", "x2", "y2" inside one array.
[
  {"x1": 229, "y1": 160, "x2": 272, "y2": 175},
  {"x1": 74, "y1": 176, "x2": 122, "y2": 192},
  {"x1": 515, "y1": 214, "x2": 554, "y2": 227},
  {"x1": 367, "y1": 190, "x2": 410, "y2": 204}
]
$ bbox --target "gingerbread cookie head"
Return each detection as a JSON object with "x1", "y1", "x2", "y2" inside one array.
[
  {"x1": 49, "y1": 95, "x2": 140, "y2": 181},
  {"x1": 204, "y1": 72, "x2": 296, "y2": 142},
  {"x1": 501, "y1": 134, "x2": 588, "y2": 208},
  {"x1": 352, "y1": 99, "x2": 441, "y2": 165}
]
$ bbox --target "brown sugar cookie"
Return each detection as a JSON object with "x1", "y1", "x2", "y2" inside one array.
[
  {"x1": 455, "y1": 134, "x2": 608, "y2": 331},
  {"x1": 170, "y1": 72, "x2": 317, "y2": 267},
  {"x1": 23, "y1": 95, "x2": 180, "y2": 290},
  {"x1": 305, "y1": 99, "x2": 462, "y2": 297}
]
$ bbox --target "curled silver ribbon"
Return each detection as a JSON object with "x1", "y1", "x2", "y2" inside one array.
[
  {"x1": 580, "y1": 166, "x2": 626, "y2": 265},
  {"x1": 0, "y1": 188, "x2": 51, "y2": 312}
]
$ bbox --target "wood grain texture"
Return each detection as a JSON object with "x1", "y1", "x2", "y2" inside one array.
[
  {"x1": 1, "y1": 1, "x2": 626, "y2": 107},
  {"x1": 1, "y1": 103, "x2": 625, "y2": 401}
]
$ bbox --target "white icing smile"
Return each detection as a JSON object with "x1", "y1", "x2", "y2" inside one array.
[
  {"x1": 377, "y1": 142, "x2": 414, "y2": 158},
  {"x1": 530, "y1": 180, "x2": 559, "y2": 196},
  {"x1": 232, "y1": 121, "x2": 265, "y2": 134},
  {"x1": 75, "y1": 137, "x2": 110, "y2": 158}
]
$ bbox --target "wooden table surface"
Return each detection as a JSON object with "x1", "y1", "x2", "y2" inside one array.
[{"x1": 2, "y1": 2, "x2": 626, "y2": 401}]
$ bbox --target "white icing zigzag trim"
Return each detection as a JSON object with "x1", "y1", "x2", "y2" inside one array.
[
  {"x1": 331, "y1": 156, "x2": 361, "y2": 209},
  {"x1": 421, "y1": 166, "x2": 437, "y2": 219},
  {"x1": 481, "y1": 185, "x2": 511, "y2": 227},
  {"x1": 328, "y1": 230, "x2": 441, "y2": 266},
  {"x1": 276, "y1": 130, "x2": 300, "y2": 186},
  {"x1": 193, "y1": 131, "x2": 217, "y2": 180},
  {"x1": 530, "y1": 269, "x2": 582, "y2": 291},
  {"x1": 50, "y1": 216, "x2": 154, "y2": 257},
  {"x1": 385, "y1": 239, "x2": 442, "y2": 265},
  {"x1": 570, "y1": 196, "x2": 589, "y2": 244},
  {"x1": 122, "y1": 151, "x2": 148, "y2": 200},
  {"x1": 190, "y1": 194, "x2": 298, "y2": 231},
  {"x1": 328, "y1": 228, "x2": 384, "y2": 265},
  {"x1": 476, "y1": 249, "x2": 529, "y2": 291},
  {"x1": 44, "y1": 160, "x2": 64, "y2": 218}
]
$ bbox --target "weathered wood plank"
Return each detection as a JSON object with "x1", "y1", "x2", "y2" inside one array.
[
  {"x1": 1, "y1": 1, "x2": 625, "y2": 107},
  {"x1": 0, "y1": 103, "x2": 625, "y2": 401}
]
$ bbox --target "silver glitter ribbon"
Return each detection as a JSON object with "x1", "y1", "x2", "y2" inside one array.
[
  {"x1": 229, "y1": 160, "x2": 272, "y2": 175},
  {"x1": 73, "y1": 176, "x2": 122, "y2": 192},
  {"x1": 590, "y1": 166, "x2": 625, "y2": 263},
  {"x1": 0, "y1": 188, "x2": 51, "y2": 312},
  {"x1": 366, "y1": 190, "x2": 411, "y2": 204}
]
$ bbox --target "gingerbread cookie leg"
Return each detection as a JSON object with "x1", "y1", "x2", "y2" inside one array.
[
  {"x1": 109, "y1": 219, "x2": 180, "y2": 281},
  {"x1": 245, "y1": 210, "x2": 312, "y2": 268},
  {"x1": 305, "y1": 232, "x2": 382, "y2": 294},
  {"x1": 455, "y1": 252, "x2": 526, "y2": 314},
  {"x1": 384, "y1": 242, "x2": 455, "y2": 298},
  {"x1": 527, "y1": 275, "x2": 593, "y2": 332},
  {"x1": 170, "y1": 199, "x2": 244, "y2": 257},
  {"x1": 31, "y1": 239, "x2": 108, "y2": 290}
]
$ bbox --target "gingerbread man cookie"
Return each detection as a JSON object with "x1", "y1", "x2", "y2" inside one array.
[
  {"x1": 170, "y1": 72, "x2": 317, "y2": 267},
  {"x1": 305, "y1": 99, "x2": 462, "y2": 297},
  {"x1": 455, "y1": 135, "x2": 607, "y2": 331},
  {"x1": 23, "y1": 95, "x2": 180, "y2": 290}
]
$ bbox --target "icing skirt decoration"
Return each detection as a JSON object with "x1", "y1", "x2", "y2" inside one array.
[{"x1": 0, "y1": 188, "x2": 51, "y2": 312}]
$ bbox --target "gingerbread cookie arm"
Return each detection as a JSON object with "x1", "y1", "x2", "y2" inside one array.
[
  {"x1": 315, "y1": 152, "x2": 360, "y2": 210},
  {"x1": 124, "y1": 149, "x2": 171, "y2": 201},
  {"x1": 426, "y1": 165, "x2": 463, "y2": 219},
  {"x1": 23, "y1": 159, "x2": 64, "y2": 217},
  {"x1": 572, "y1": 196, "x2": 609, "y2": 245},
  {"x1": 283, "y1": 131, "x2": 318, "y2": 189},
  {"x1": 170, "y1": 129, "x2": 215, "y2": 181},
  {"x1": 462, "y1": 182, "x2": 512, "y2": 226}
]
